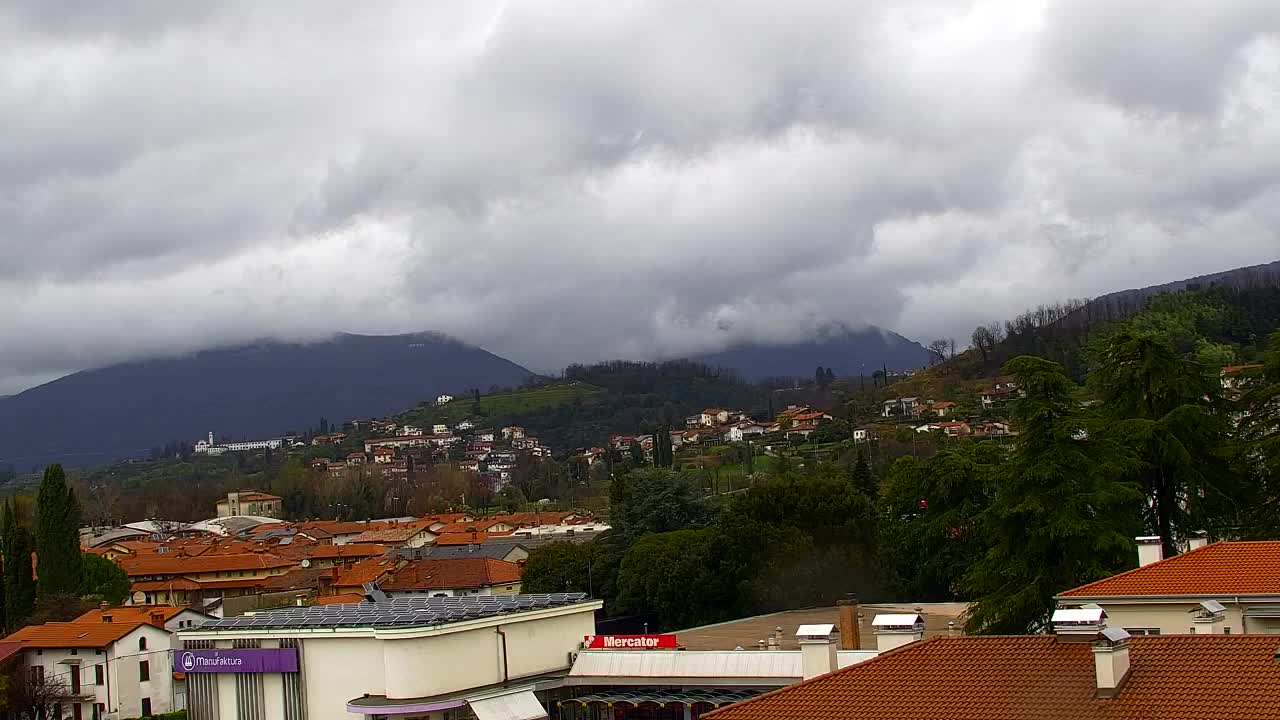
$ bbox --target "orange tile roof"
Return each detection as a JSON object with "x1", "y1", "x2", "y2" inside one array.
[
  {"x1": 351, "y1": 528, "x2": 433, "y2": 544},
  {"x1": 315, "y1": 593, "x2": 366, "y2": 605},
  {"x1": 706, "y1": 635, "x2": 1280, "y2": 720},
  {"x1": 300, "y1": 544, "x2": 389, "y2": 560},
  {"x1": 434, "y1": 519, "x2": 511, "y2": 534},
  {"x1": 73, "y1": 605, "x2": 201, "y2": 624},
  {"x1": 332, "y1": 557, "x2": 402, "y2": 588},
  {"x1": 378, "y1": 558, "x2": 521, "y2": 591},
  {"x1": 1057, "y1": 541, "x2": 1280, "y2": 598},
  {"x1": 120, "y1": 553, "x2": 295, "y2": 577},
  {"x1": 131, "y1": 578, "x2": 203, "y2": 592},
  {"x1": 433, "y1": 531, "x2": 514, "y2": 546},
  {"x1": 4, "y1": 621, "x2": 148, "y2": 648}
]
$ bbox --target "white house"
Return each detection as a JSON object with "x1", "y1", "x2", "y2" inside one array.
[
  {"x1": 852, "y1": 428, "x2": 870, "y2": 443},
  {"x1": 435, "y1": 394, "x2": 454, "y2": 406},
  {"x1": 179, "y1": 594, "x2": 601, "y2": 720},
  {"x1": 4, "y1": 620, "x2": 178, "y2": 720},
  {"x1": 432, "y1": 424, "x2": 449, "y2": 435},
  {"x1": 728, "y1": 423, "x2": 768, "y2": 442},
  {"x1": 398, "y1": 425, "x2": 423, "y2": 437},
  {"x1": 455, "y1": 420, "x2": 476, "y2": 431}
]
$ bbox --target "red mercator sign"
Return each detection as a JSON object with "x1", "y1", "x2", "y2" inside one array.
[{"x1": 584, "y1": 634, "x2": 678, "y2": 650}]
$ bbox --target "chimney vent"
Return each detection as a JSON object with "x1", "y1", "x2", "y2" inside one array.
[
  {"x1": 1093, "y1": 627, "x2": 1132, "y2": 697},
  {"x1": 1136, "y1": 536, "x2": 1163, "y2": 567},
  {"x1": 796, "y1": 624, "x2": 838, "y2": 679},
  {"x1": 1185, "y1": 532, "x2": 1210, "y2": 552},
  {"x1": 1052, "y1": 607, "x2": 1108, "y2": 642},
  {"x1": 872, "y1": 614, "x2": 924, "y2": 653},
  {"x1": 838, "y1": 599, "x2": 861, "y2": 650},
  {"x1": 1190, "y1": 599, "x2": 1227, "y2": 633},
  {"x1": 99, "y1": 601, "x2": 110, "y2": 611}
]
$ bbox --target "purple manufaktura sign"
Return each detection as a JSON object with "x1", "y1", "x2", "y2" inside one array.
[{"x1": 174, "y1": 648, "x2": 298, "y2": 673}]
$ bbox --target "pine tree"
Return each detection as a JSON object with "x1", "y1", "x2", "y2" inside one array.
[
  {"x1": 4, "y1": 501, "x2": 36, "y2": 630},
  {"x1": 1090, "y1": 332, "x2": 1244, "y2": 557},
  {"x1": 963, "y1": 356, "x2": 1140, "y2": 634},
  {"x1": 850, "y1": 448, "x2": 877, "y2": 499},
  {"x1": 36, "y1": 464, "x2": 83, "y2": 597}
]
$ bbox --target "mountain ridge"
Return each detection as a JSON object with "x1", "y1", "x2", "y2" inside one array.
[
  {"x1": 689, "y1": 324, "x2": 932, "y2": 382},
  {"x1": 0, "y1": 332, "x2": 534, "y2": 468}
]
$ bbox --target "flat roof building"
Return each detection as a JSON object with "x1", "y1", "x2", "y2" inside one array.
[{"x1": 178, "y1": 594, "x2": 599, "y2": 720}]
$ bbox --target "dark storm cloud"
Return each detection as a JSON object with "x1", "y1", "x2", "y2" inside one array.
[{"x1": 0, "y1": 0, "x2": 1277, "y2": 394}]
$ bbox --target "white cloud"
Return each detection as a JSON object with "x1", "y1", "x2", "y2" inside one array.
[{"x1": 0, "y1": 0, "x2": 1277, "y2": 393}]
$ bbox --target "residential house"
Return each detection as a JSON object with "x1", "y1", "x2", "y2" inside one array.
[
  {"x1": 1055, "y1": 538, "x2": 1280, "y2": 635},
  {"x1": 310, "y1": 432, "x2": 347, "y2": 445},
  {"x1": 371, "y1": 448, "x2": 394, "y2": 464},
  {"x1": 851, "y1": 428, "x2": 872, "y2": 443},
  {"x1": 350, "y1": 524, "x2": 437, "y2": 549},
  {"x1": 3, "y1": 620, "x2": 178, "y2": 720},
  {"x1": 294, "y1": 520, "x2": 391, "y2": 546},
  {"x1": 74, "y1": 605, "x2": 213, "y2": 634},
  {"x1": 501, "y1": 426, "x2": 527, "y2": 440},
  {"x1": 455, "y1": 420, "x2": 476, "y2": 431},
  {"x1": 475, "y1": 430, "x2": 497, "y2": 443},
  {"x1": 684, "y1": 415, "x2": 703, "y2": 428},
  {"x1": 363, "y1": 436, "x2": 429, "y2": 454},
  {"x1": 511, "y1": 437, "x2": 539, "y2": 451},
  {"x1": 705, "y1": 621, "x2": 1280, "y2": 720},
  {"x1": 700, "y1": 409, "x2": 731, "y2": 426},
  {"x1": 435, "y1": 394, "x2": 454, "y2": 405},
  {"x1": 392, "y1": 543, "x2": 530, "y2": 564},
  {"x1": 434, "y1": 518, "x2": 518, "y2": 535},
  {"x1": 915, "y1": 422, "x2": 972, "y2": 438},
  {"x1": 433, "y1": 532, "x2": 514, "y2": 546},
  {"x1": 120, "y1": 553, "x2": 296, "y2": 606},
  {"x1": 432, "y1": 424, "x2": 449, "y2": 435},
  {"x1": 398, "y1": 425, "x2": 424, "y2": 437},
  {"x1": 291, "y1": 543, "x2": 389, "y2": 569},
  {"x1": 215, "y1": 491, "x2": 282, "y2": 519},
  {"x1": 1221, "y1": 364, "x2": 1264, "y2": 392},
  {"x1": 728, "y1": 423, "x2": 768, "y2": 443},
  {"x1": 345, "y1": 452, "x2": 366, "y2": 467},
  {"x1": 930, "y1": 401, "x2": 956, "y2": 418},
  {"x1": 881, "y1": 398, "x2": 920, "y2": 418}
]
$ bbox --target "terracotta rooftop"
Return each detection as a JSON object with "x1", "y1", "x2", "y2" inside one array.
[
  {"x1": 377, "y1": 558, "x2": 521, "y2": 591},
  {"x1": 120, "y1": 552, "x2": 295, "y2": 577},
  {"x1": 74, "y1": 605, "x2": 204, "y2": 624},
  {"x1": 131, "y1": 578, "x2": 203, "y2": 592},
  {"x1": 332, "y1": 557, "x2": 402, "y2": 588},
  {"x1": 4, "y1": 621, "x2": 149, "y2": 648},
  {"x1": 298, "y1": 543, "x2": 389, "y2": 560},
  {"x1": 433, "y1": 531, "x2": 514, "y2": 546},
  {"x1": 1057, "y1": 541, "x2": 1280, "y2": 598},
  {"x1": 707, "y1": 635, "x2": 1280, "y2": 720},
  {"x1": 351, "y1": 528, "x2": 432, "y2": 544}
]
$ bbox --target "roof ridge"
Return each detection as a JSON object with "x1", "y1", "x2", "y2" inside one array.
[{"x1": 1056, "y1": 540, "x2": 1238, "y2": 597}]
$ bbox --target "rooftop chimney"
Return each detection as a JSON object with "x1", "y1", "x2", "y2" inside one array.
[
  {"x1": 1186, "y1": 532, "x2": 1210, "y2": 552},
  {"x1": 1136, "y1": 536, "x2": 1163, "y2": 567},
  {"x1": 1190, "y1": 599, "x2": 1227, "y2": 634},
  {"x1": 148, "y1": 611, "x2": 165, "y2": 629},
  {"x1": 872, "y1": 614, "x2": 924, "y2": 653},
  {"x1": 796, "y1": 624, "x2": 838, "y2": 679},
  {"x1": 838, "y1": 599, "x2": 861, "y2": 650},
  {"x1": 1052, "y1": 606, "x2": 1108, "y2": 642},
  {"x1": 1093, "y1": 627, "x2": 1132, "y2": 697},
  {"x1": 99, "y1": 601, "x2": 110, "y2": 611}
]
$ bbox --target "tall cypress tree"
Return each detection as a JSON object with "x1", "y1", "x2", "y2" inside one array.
[
  {"x1": 4, "y1": 501, "x2": 36, "y2": 630},
  {"x1": 850, "y1": 448, "x2": 877, "y2": 499},
  {"x1": 36, "y1": 464, "x2": 83, "y2": 597}
]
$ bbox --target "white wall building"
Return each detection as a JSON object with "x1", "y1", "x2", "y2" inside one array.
[
  {"x1": 4, "y1": 621, "x2": 178, "y2": 720},
  {"x1": 179, "y1": 594, "x2": 601, "y2": 720},
  {"x1": 195, "y1": 432, "x2": 286, "y2": 456}
]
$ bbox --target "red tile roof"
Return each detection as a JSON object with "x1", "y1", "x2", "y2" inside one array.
[
  {"x1": 434, "y1": 519, "x2": 512, "y2": 534},
  {"x1": 73, "y1": 605, "x2": 202, "y2": 624},
  {"x1": 707, "y1": 635, "x2": 1280, "y2": 720},
  {"x1": 4, "y1": 622, "x2": 149, "y2": 648},
  {"x1": 332, "y1": 557, "x2": 402, "y2": 588},
  {"x1": 377, "y1": 558, "x2": 521, "y2": 591},
  {"x1": 1057, "y1": 541, "x2": 1280, "y2": 598},
  {"x1": 433, "y1": 531, "x2": 514, "y2": 546},
  {"x1": 120, "y1": 553, "x2": 295, "y2": 577},
  {"x1": 351, "y1": 528, "x2": 432, "y2": 544},
  {"x1": 298, "y1": 544, "x2": 389, "y2": 560}
]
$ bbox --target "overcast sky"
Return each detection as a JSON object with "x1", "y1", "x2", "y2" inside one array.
[{"x1": 2, "y1": 1, "x2": 1278, "y2": 394}]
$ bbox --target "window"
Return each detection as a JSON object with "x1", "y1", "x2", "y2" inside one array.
[
  {"x1": 95, "y1": 666, "x2": 104, "y2": 685},
  {"x1": 71, "y1": 667, "x2": 81, "y2": 694},
  {"x1": 141, "y1": 699, "x2": 152, "y2": 718},
  {"x1": 138, "y1": 660, "x2": 150, "y2": 682},
  {"x1": 73, "y1": 703, "x2": 83, "y2": 720},
  {"x1": 1224, "y1": 627, "x2": 1232, "y2": 634},
  {"x1": 1124, "y1": 628, "x2": 1161, "y2": 636},
  {"x1": 138, "y1": 637, "x2": 147, "y2": 651},
  {"x1": 93, "y1": 704, "x2": 104, "y2": 720}
]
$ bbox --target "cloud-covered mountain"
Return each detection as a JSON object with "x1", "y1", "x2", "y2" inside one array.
[
  {"x1": 0, "y1": 333, "x2": 532, "y2": 468},
  {"x1": 692, "y1": 326, "x2": 931, "y2": 382}
]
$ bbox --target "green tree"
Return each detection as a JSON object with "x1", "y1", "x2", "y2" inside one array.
[
  {"x1": 3, "y1": 502, "x2": 36, "y2": 631},
  {"x1": 1239, "y1": 331, "x2": 1280, "y2": 536},
  {"x1": 614, "y1": 529, "x2": 729, "y2": 629},
  {"x1": 1090, "y1": 332, "x2": 1243, "y2": 556},
  {"x1": 79, "y1": 554, "x2": 131, "y2": 605},
  {"x1": 609, "y1": 469, "x2": 713, "y2": 544},
  {"x1": 35, "y1": 464, "x2": 83, "y2": 597},
  {"x1": 628, "y1": 440, "x2": 646, "y2": 468},
  {"x1": 850, "y1": 447, "x2": 877, "y2": 499},
  {"x1": 963, "y1": 356, "x2": 1140, "y2": 634},
  {"x1": 879, "y1": 443, "x2": 1001, "y2": 600}
]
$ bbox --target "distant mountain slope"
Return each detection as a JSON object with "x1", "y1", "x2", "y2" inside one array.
[
  {"x1": 0, "y1": 333, "x2": 533, "y2": 468},
  {"x1": 691, "y1": 326, "x2": 932, "y2": 382}
]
